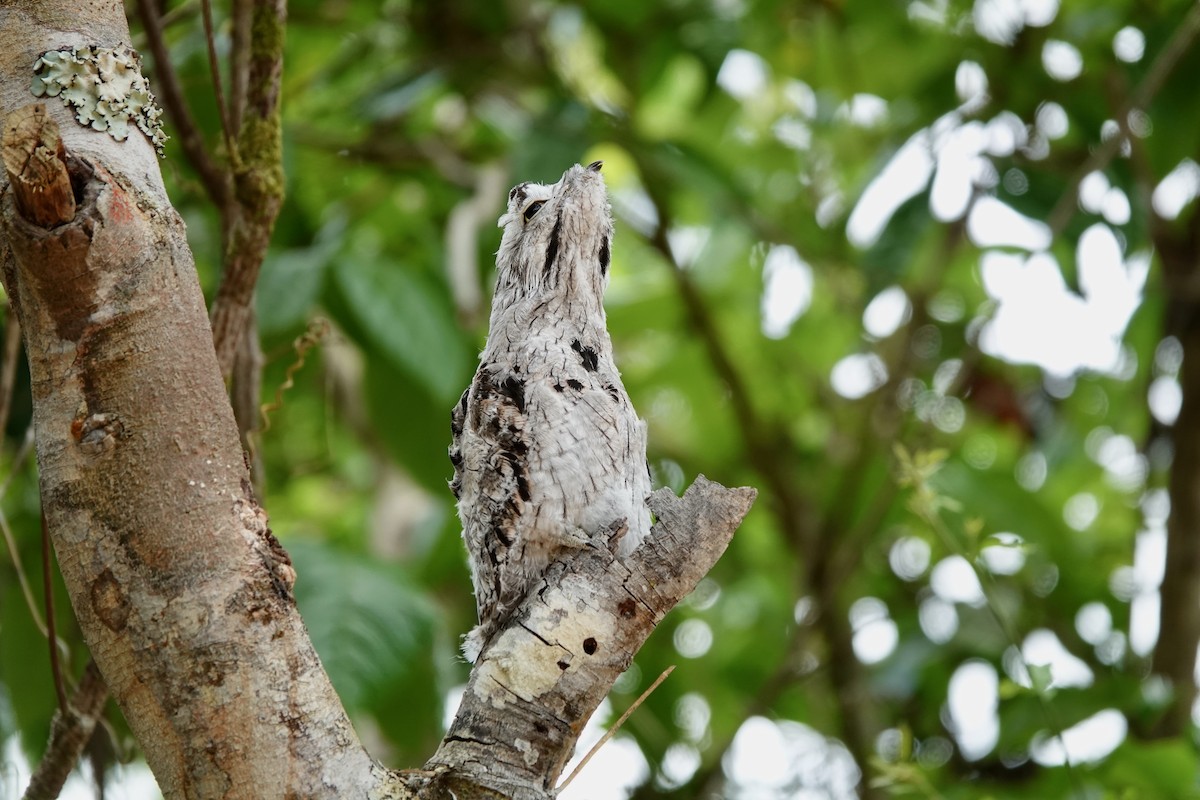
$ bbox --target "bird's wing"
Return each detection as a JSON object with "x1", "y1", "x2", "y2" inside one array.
[{"x1": 457, "y1": 368, "x2": 532, "y2": 622}]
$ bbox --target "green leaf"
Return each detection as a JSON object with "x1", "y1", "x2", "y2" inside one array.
[
  {"x1": 332, "y1": 256, "x2": 471, "y2": 404},
  {"x1": 289, "y1": 539, "x2": 438, "y2": 714},
  {"x1": 362, "y1": 356, "x2": 459, "y2": 494},
  {"x1": 257, "y1": 216, "x2": 344, "y2": 336},
  {"x1": 1027, "y1": 662, "x2": 1053, "y2": 695},
  {"x1": 1102, "y1": 739, "x2": 1200, "y2": 798}
]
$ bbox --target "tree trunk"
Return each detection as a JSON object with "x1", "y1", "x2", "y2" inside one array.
[{"x1": 0, "y1": 4, "x2": 381, "y2": 796}]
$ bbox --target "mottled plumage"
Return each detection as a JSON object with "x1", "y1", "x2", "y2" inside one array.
[{"x1": 450, "y1": 162, "x2": 652, "y2": 662}]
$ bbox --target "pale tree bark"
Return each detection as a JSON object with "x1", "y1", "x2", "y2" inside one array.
[
  {"x1": 0, "y1": 3, "x2": 385, "y2": 796},
  {"x1": 0, "y1": 3, "x2": 755, "y2": 798},
  {"x1": 422, "y1": 478, "x2": 755, "y2": 799}
]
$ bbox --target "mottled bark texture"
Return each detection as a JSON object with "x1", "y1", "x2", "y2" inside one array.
[{"x1": 422, "y1": 477, "x2": 756, "y2": 800}]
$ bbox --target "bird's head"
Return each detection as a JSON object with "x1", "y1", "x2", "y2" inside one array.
[{"x1": 493, "y1": 161, "x2": 613, "y2": 305}]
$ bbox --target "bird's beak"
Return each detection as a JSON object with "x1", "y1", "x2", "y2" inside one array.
[{"x1": 586, "y1": 160, "x2": 603, "y2": 172}]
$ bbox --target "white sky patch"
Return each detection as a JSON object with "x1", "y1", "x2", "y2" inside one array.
[
  {"x1": 1103, "y1": 187, "x2": 1131, "y2": 226},
  {"x1": 948, "y1": 660, "x2": 1000, "y2": 760},
  {"x1": 1032, "y1": 709, "x2": 1127, "y2": 765},
  {"x1": 980, "y1": 532, "x2": 1026, "y2": 575},
  {"x1": 1076, "y1": 602, "x2": 1113, "y2": 645},
  {"x1": 919, "y1": 596, "x2": 959, "y2": 643},
  {"x1": 785, "y1": 79, "x2": 818, "y2": 117},
  {"x1": 674, "y1": 618, "x2": 714, "y2": 658},
  {"x1": 1064, "y1": 492, "x2": 1099, "y2": 530},
  {"x1": 761, "y1": 245, "x2": 814, "y2": 338},
  {"x1": 1114, "y1": 26, "x2": 1146, "y2": 63},
  {"x1": 816, "y1": 190, "x2": 845, "y2": 229},
  {"x1": 890, "y1": 536, "x2": 932, "y2": 581},
  {"x1": 443, "y1": 684, "x2": 466, "y2": 730},
  {"x1": 910, "y1": 0, "x2": 950, "y2": 26},
  {"x1": 985, "y1": 111, "x2": 1027, "y2": 156},
  {"x1": 559, "y1": 699, "x2": 651, "y2": 800},
  {"x1": 612, "y1": 186, "x2": 659, "y2": 236},
  {"x1": 1013, "y1": 629, "x2": 1095, "y2": 689},
  {"x1": 3, "y1": 738, "x2": 161, "y2": 799},
  {"x1": 850, "y1": 597, "x2": 900, "y2": 664},
  {"x1": 1036, "y1": 101, "x2": 1069, "y2": 139},
  {"x1": 973, "y1": 0, "x2": 1058, "y2": 43},
  {"x1": 1130, "y1": 591, "x2": 1161, "y2": 656},
  {"x1": 847, "y1": 131, "x2": 934, "y2": 247},
  {"x1": 717, "y1": 48, "x2": 769, "y2": 100},
  {"x1": 1152, "y1": 159, "x2": 1200, "y2": 220},
  {"x1": 838, "y1": 93, "x2": 889, "y2": 127},
  {"x1": 864, "y1": 286, "x2": 911, "y2": 338},
  {"x1": 1134, "y1": 526, "x2": 1167, "y2": 590},
  {"x1": 1078, "y1": 224, "x2": 1144, "y2": 315},
  {"x1": 1129, "y1": 525, "x2": 1167, "y2": 655},
  {"x1": 956, "y1": 60, "x2": 989, "y2": 109},
  {"x1": 1079, "y1": 171, "x2": 1109, "y2": 214},
  {"x1": 666, "y1": 226, "x2": 709, "y2": 268},
  {"x1": 724, "y1": 717, "x2": 860, "y2": 799},
  {"x1": 930, "y1": 555, "x2": 986, "y2": 606},
  {"x1": 1016, "y1": 451, "x2": 1048, "y2": 491},
  {"x1": 932, "y1": 122, "x2": 988, "y2": 220},
  {"x1": 660, "y1": 743, "x2": 702, "y2": 788},
  {"x1": 773, "y1": 116, "x2": 811, "y2": 150},
  {"x1": 967, "y1": 196, "x2": 1051, "y2": 249},
  {"x1": 1042, "y1": 40, "x2": 1083, "y2": 81},
  {"x1": 1021, "y1": 0, "x2": 1059, "y2": 26},
  {"x1": 676, "y1": 692, "x2": 712, "y2": 742},
  {"x1": 1093, "y1": 431, "x2": 1147, "y2": 491},
  {"x1": 1149, "y1": 376, "x2": 1182, "y2": 425},
  {"x1": 974, "y1": 0, "x2": 1025, "y2": 44},
  {"x1": 831, "y1": 353, "x2": 889, "y2": 399},
  {"x1": 978, "y1": 229, "x2": 1148, "y2": 377}
]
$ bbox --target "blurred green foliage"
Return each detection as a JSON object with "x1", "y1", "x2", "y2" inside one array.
[{"x1": 3, "y1": 0, "x2": 1200, "y2": 797}]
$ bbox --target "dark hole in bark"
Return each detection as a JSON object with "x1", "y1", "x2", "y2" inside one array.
[
  {"x1": 557, "y1": 659, "x2": 569, "y2": 670},
  {"x1": 583, "y1": 637, "x2": 598, "y2": 655}
]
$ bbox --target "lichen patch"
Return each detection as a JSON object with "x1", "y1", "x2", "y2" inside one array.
[{"x1": 31, "y1": 45, "x2": 168, "y2": 157}]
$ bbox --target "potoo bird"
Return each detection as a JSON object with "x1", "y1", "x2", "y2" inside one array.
[{"x1": 449, "y1": 161, "x2": 652, "y2": 663}]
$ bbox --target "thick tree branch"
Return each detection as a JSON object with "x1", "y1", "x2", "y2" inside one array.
[{"x1": 418, "y1": 477, "x2": 756, "y2": 800}]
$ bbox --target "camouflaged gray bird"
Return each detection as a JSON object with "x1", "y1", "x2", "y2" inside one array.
[{"x1": 450, "y1": 161, "x2": 653, "y2": 663}]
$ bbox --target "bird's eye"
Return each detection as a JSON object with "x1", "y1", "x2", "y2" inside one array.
[{"x1": 523, "y1": 201, "x2": 544, "y2": 222}]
